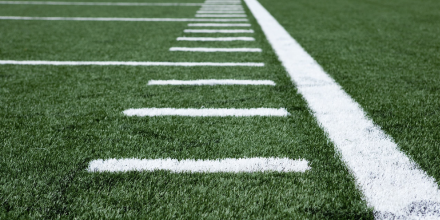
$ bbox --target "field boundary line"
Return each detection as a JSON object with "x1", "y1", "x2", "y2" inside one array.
[
  {"x1": 88, "y1": 158, "x2": 310, "y2": 173},
  {"x1": 0, "y1": 60, "x2": 264, "y2": 66},
  {"x1": 244, "y1": 0, "x2": 440, "y2": 218}
]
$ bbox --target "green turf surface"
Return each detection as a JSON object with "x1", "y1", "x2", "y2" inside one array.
[
  {"x1": 259, "y1": 0, "x2": 440, "y2": 183},
  {"x1": 0, "y1": 0, "x2": 382, "y2": 218}
]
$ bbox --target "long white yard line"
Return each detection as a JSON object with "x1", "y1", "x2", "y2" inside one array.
[
  {"x1": 184, "y1": 29, "x2": 253, "y2": 33},
  {"x1": 169, "y1": 47, "x2": 261, "y2": 52},
  {"x1": 177, "y1": 37, "x2": 254, "y2": 41},
  {"x1": 123, "y1": 108, "x2": 289, "y2": 117},
  {"x1": 0, "y1": 1, "x2": 204, "y2": 6},
  {"x1": 0, "y1": 60, "x2": 264, "y2": 67},
  {"x1": 188, "y1": 23, "x2": 251, "y2": 27},
  {"x1": 244, "y1": 0, "x2": 440, "y2": 219},
  {"x1": 0, "y1": 16, "x2": 247, "y2": 22},
  {"x1": 88, "y1": 158, "x2": 310, "y2": 173},
  {"x1": 147, "y1": 79, "x2": 274, "y2": 85},
  {"x1": 197, "y1": 11, "x2": 245, "y2": 14},
  {"x1": 195, "y1": 14, "x2": 247, "y2": 17}
]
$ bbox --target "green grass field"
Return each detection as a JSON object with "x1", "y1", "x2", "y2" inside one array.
[{"x1": 1, "y1": 0, "x2": 439, "y2": 219}]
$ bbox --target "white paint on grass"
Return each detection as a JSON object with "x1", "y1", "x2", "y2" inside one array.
[
  {"x1": 0, "y1": 60, "x2": 264, "y2": 67},
  {"x1": 177, "y1": 37, "x2": 254, "y2": 41},
  {"x1": 195, "y1": 14, "x2": 247, "y2": 18},
  {"x1": 184, "y1": 29, "x2": 253, "y2": 33},
  {"x1": 197, "y1": 11, "x2": 245, "y2": 14},
  {"x1": 123, "y1": 108, "x2": 289, "y2": 117},
  {"x1": 147, "y1": 79, "x2": 274, "y2": 85},
  {"x1": 0, "y1": 16, "x2": 247, "y2": 22},
  {"x1": 244, "y1": 0, "x2": 440, "y2": 218},
  {"x1": 0, "y1": 1, "x2": 204, "y2": 6},
  {"x1": 169, "y1": 47, "x2": 261, "y2": 52},
  {"x1": 188, "y1": 23, "x2": 251, "y2": 27},
  {"x1": 88, "y1": 157, "x2": 310, "y2": 173}
]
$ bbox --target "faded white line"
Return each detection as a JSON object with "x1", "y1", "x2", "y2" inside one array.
[
  {"x1": 188, "y1": 23, "x2": 251, "y2": 27},
  {"x1": 88, "y1": 158, "x2": 310, "y2": 173},
  {"x1": 245, "y1": 0, "x2": 440, "y2": 218},
  {"x1": 0, "y1": 16, "x2": 247, "y2": 22},
  {"x1": 147, "y1": 79, "x2": 273, "y2": 85},
  {"x1": 169, "y1": 47, "x2": 261, "y2": 52},
  {"x1": 197, "y1": 11, "x2": 245, "y2": 14},
  {"x1": 184, "y1": 29, "x2": 253, "y2": 33},
  {"x1": 0, "y1": 60, "x2": 264, "y2": 67},
  {"x1": 0, "y1": 1, "x2": 204, "y2": 6},
  {"x1": 123, "y1": 108, "x2": 289, "y2": 117},
  {"x1": 196, "y1": 14, "x2": 246, "y2": 17},
  {"x1": 177, "y1": 37, "x2": 254, "y2": 41}
]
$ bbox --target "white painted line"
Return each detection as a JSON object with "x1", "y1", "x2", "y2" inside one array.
[
  {"x1": 177, "y1": 37, "x2": 254, "y2": 41},
  {"x1": 0, "y1": 60, "x2": 264, "y2": 67},
  {"x1": 184, "y1": 29, "x2": 253, "y2": 33},
  {"x1": 0, "y1": 16, "x2": 248, "y2": 22},
  {"x1": 201, "y1": 6, "x2": 243, "y2": 9},
  {"x1": 88, "y1": 158, "x2": 309, "y2": 173},
  {"x1": 169, "y1": 47, "x2": 261, "y2": 52},
  {"x1": 188, "y1": 23, "x2": 251, "y2": 27},
  {"x1": 0, "y1": 1, "x2": 204, "y2": 6},
  {"x1": 196, "y1": 14, "x2": 246, "y2": 17},
  {"x1": 197, "y1": 11, "x2": 245, "y2": 14},
  {"x1": 199, "y1": 8, "x2": 244, "y2": 10},
  {"x1": 123, "y1": 108, "x2": 289, "y2": 117},
  {"x1": 245, "y1": 0, "x2": 440, "y2": 218},
  {"x1": 147, "y1": 79, "x2": 274, "y2": 85}
]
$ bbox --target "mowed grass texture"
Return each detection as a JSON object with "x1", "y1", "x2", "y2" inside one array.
[
  {"x1": 0, "y1": 1, "x2": 375, "y2": 219},
  {"x1": 259, "y1": 0, "x2": 440, "y2": 183}
]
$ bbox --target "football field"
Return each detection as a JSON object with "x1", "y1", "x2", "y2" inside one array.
[{"x1": 1, "y1": 0, "x2": 440, "y2": 219}]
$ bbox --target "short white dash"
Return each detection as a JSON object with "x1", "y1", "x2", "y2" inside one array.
[
  {"x1": 197, "y1": 11, "x2": 245, "y2": 14},
  {"x1": 123, "y1": 108, "x2": 289, "y2": 117},
  {"x1": 0, "y1": 16, "x2": 247, "y2": 22},
  {"x1": 188, "y1": 23, "x2": 251, "y2": 27},
  {"x1": 195, "y1": 14, "x2": 247, "y2": 18},
  {"x1": 147, "y1": 79, "x2": 274, "y2": 85},
  {"x1": 177, "y1": 37, "x2": 254, "y2": 41},
  {"x1": 184, "y1": 29, "x2": 253, "y2": 33},
  {"x1": 245, "y1": 0, "x2": 440, "y2": 218},
  {"x1": 88, "y1": 158, "x2": 310, "y2": 173},
  {"x1": 169, "y1": 47, "x2": 261, "y2": 52},
  {"x1": 0, "y1": 60, "x2": 264, "y2": 67}
]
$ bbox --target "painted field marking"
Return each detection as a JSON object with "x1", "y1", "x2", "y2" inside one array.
[
  {"x1": 88, "y1": 158, "x2": 310, "y2": 173},
  {"x1": 195, "y1": 14, "x2": 247, "y2": 18},
  {"x1": 169, "y1": 47, "x2": 261, "y2": 52},
  {"x1": 0, "y1": 1, "x2": 204, "y2": 6},
  {"x1": 177, "y1": 37, "x2": 254, "y2": 41},
  {"x1": 0, "y1": 16, "x2": 248, "y2": 22},
  {"x1": 188, "y1": 23, "x2": 251, "y2": 27},
  {"x1": 184, "y1": 29, "x2": 253, "y2": 33},
  {"x1": 147, "y1": 79, "x2": 274, "y2": 85},
  {"x1": 201, "y1": 6, "x2": 243, "y2": 9},
  {"x1": 197, "y1": 11, "x2": 245, "y2": 14},
  {"x1": 123, "y1": 108, "x2": 289, "y2": 117},
  {"x1": 199, "y1": 8, "x2": 244, "y2": 10},
  {"x1": 244, "y1": 0, "x2": 440, "y2": 218},
  {"x1": 0, "y1": 60, "x2": 264, "y2": 67}
]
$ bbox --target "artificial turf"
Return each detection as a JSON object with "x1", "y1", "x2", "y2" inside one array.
[
  {"x1": 259, "y1": 0, "x2": 440, "y2": 183},
  {"x1": 0, "y1": 0, "x2": 402, "y2": 218}
]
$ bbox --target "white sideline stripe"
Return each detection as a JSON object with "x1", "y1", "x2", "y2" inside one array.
[
  {"x1": 195, "y1": 14, "x2": 246, "y2": 17},
  {"x1": 123, "y1": 108, "x2": 289, "y2": 117},
  {"x1": 0, "y1": 1, "x2": 204, "y2": 6},
  {"x1": 184, "y1": 29, "x2": 253, "y2": 33},
  {"x1": 0, "y1": 16, "x2": 247, "y2": 22},
  {"x1": 169, "y1": 47, "x2": 261, "y2": 52},
  {"x1": 245, "y1": 0, "x2": 440, "y2": 218},
  {"x1": 88, "y1": 158, "x2": 310, "y2": 173},
  {"x1": 177, "y1": 37, "x2": 254, "y2": 41},
  {"x1": 198, "y1": 11, "x2": 245, "y2": 14},
  {"x1": 0, "y1": 60, "x2": 264, "y2": 67},
  {"x1": 188, "y1": 23, "x2": 251, "y2": 27},
  {"x1": 147, "y1": 79, "x2": 274, "y2": 85}
]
